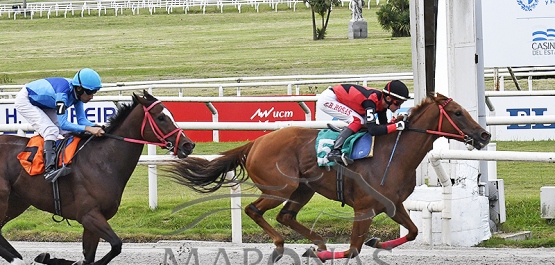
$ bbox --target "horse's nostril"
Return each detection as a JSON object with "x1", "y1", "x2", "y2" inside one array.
[
  {"x1": 183, "y1": 142, "x2": 195, "y2": 151},
  {"x1": 481, "y1": 131, "x2": 491, "y2": 140}
]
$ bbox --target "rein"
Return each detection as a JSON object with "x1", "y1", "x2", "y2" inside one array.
[
  {"x1": 104, "y1": 100, "x2": 183, "y2": 154},
  {"x1": 380, "y1": 97, "x2": 470, "y2": 186}
]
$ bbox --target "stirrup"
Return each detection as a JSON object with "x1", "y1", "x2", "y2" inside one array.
[
  {"x1": 44, "y1": 166, "x2": 72, "y2": 183},
  {"x1": 328, "y1": 152, "x2": 353, "y2": 166},
  {"x1": 338, "y1": 153, "x2": 353, "y2": 166},
  {"x1": 44, "y1": 168, "x2": 58, "y2": 182}
]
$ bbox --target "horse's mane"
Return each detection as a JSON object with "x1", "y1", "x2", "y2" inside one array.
[
  {"x1": 103, "y1": 92, "x2": 158, "y2": 134},
  {"x1": 103, "y1": 101, "x2": 137, "y2": 134},
  {"x1": 408, "y1": 93, "x2": 448, "y2": 117}
]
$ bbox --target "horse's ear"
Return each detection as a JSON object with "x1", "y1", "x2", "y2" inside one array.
[
  {"x1": 435, "y1": 92, "x2": 446, "y2": 98},
  {"x1": 132, "y1": 92, "x2": 146, "y2": 106},
  {"x1": 432, "y1": 92, "x2": 449, "y2": 104},
  {"x1": 141, "y1": 89, "x2": 158, "y2": 102}
]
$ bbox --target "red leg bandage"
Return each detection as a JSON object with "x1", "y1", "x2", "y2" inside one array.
[
  {"x1": 317, "y1": 250, "x2": 345, "y2": 260},
  {"x1": 380, "y1": 236, "x2": 408, "y2": 249}
]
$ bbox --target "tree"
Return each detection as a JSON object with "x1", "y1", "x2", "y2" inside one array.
[
  {"x1": 304, "y1": 0, "x2": 341, "y2": 40},
  {"x1": 376, "y1": 0, "x2": 411, "y2": 37}
]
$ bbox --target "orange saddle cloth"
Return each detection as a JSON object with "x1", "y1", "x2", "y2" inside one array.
[{"x1": 17, "y1": 135, "x2": 82, "y2": 176}]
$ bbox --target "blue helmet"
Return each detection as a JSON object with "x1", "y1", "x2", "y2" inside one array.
[{"x1": 71, "y1": 68, "x2": 102, "y2": 91}]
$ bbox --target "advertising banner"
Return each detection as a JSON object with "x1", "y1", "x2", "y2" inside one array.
[
  {"x1": 487, "y1": 96, "x2": 555, "y2": 140},
  {"x1": 165, "y1": 100, "x2": 316, "y2": 142},
  {"x1": 0, "y1": 102, "x2": 117, "y2": 135},
  {"x1": 482, "y1": 0, "x2": 555, "y2": 67},
  {"x1": 0, "y1": 99, "x2": 315, "y2": 142}
]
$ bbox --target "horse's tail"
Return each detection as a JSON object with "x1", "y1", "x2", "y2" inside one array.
[{"x1": 165, "y1": 141, "x2": 254, "y2": 193}]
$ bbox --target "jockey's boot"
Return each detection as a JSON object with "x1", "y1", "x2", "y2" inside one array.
[
  {"x1": 43, "y1": 140, "x2": 57, "y2": 181},
  {"x1": 327, "y1": 128, "x2": 354, "y2": 165}
]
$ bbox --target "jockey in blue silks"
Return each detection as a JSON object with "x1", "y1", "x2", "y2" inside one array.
[{"x1": 14, "y1": 68, "x2": 105, "y2": 180}]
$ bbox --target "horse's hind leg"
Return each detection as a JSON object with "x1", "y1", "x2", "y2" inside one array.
[
  {"x1": 0, "y1": 185, "x2": 30, "y2": 264},
  {"x1": 275, "y1": 186, "x2": 327, "y2": 251},
  {"x1": 244, "y1": 196, "x2": 288, "y2": 262},
  {"x1": 0, "y1": 232, "x2": 26, "y2": 264},
  {"x1": 0, "y1": 235, "x2": 23, "y2": 264}
]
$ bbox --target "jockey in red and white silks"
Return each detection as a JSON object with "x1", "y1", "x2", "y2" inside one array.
[{"x1": 316, "y1": 80, "x2": 410, "y2": 164}]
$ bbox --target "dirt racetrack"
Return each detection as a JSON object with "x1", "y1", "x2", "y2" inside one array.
[{"x1": 8, "y1": 240, "x2": 555, "y2": 265}]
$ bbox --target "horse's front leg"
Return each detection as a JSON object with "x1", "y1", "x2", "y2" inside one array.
[
  {"x1": 80, "y1": 211, "x2": 122, "y2": 265},
  {"x1": 33, "y1": 209, "x2": 112, "y2": 265},
  {"x1": 367, "y1": 203, "x2": 416, "y2": 250},
  {"x1": 82, "y1": 228, "x2": 100, "y2": 264},
  {"x1": 316, "y1": 208, "x2": 375, "y2": 261}
]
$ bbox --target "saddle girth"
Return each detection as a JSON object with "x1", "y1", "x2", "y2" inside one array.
[{"x1": 334, "y1": 165, "x2": 346, "y2": 207}]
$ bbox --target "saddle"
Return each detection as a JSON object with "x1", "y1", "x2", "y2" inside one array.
[
  {"x1": 315, "y1": 127, "x2": 375, "y2": 167},
  {"x1": 17, "y1": 135, "x2": 82, "y2": 176}
]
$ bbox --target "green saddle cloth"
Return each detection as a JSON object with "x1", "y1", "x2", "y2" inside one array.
[{"x1": 315, "y1": 129, "x2": 367, "y2": 166}]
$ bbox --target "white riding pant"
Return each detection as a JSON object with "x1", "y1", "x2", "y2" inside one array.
[
  {"x1": 14, "y1": 87, "x2": 60, "y2": 141},
  {"x1": 316, "y1": 88, "x2": 364, "y2": 131}
]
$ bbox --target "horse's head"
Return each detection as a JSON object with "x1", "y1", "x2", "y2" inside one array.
[
  {"x1": 409, "y1": 93, "x2": 491, "y2": 150},
  {"x1": 133, "y1": 90, "x2": 195, "y2": 158}
]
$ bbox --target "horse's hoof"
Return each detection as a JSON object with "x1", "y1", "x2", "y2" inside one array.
[
  {"x1": 34, "y1": 253, "x2": 50, "y2": 264},
  {"x1": 364, "y1": 237, "x2": 380, "y2": 248},
  {"x1": 301, "y1": 247, "x2": 318, "y2": 258},
  {"x1": 270, "y1": 249, "x2": 283, "y2": 263}
]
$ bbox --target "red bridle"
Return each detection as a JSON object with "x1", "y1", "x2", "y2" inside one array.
[
  {"x1": 106, "y1": 100, "x2": 184, "y2": 155},
  {"x1": 408, "y1": 98, "x2": 468, "y2": 141},
  {"x1": 425, "y1": 98, "x2": 466, "y2": 140},
  {"x1": 140, "y1": 100, "x2": 183, "y2": 154}
]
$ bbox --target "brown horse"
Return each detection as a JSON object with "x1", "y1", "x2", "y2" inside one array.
[
  {"x1": 167, "y1": 93, "x2": 490, "y2": 262},
  {"x1": 0, "y1": 91, "x2": 195, "y2": 265}
]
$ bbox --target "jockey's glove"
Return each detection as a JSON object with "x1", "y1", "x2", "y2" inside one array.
[
  {"x1": 390, "y1": 113, "x2": 409, "y2": 123},
  {"x1": 395, "y1": 121, "x2": 408, "y2": 131}
]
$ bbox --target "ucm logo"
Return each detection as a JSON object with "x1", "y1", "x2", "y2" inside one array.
[
  {"x1": 517, "y1": 0, "x2": 539, "y2": 11},
  {"x1": 250, "y1": 107, "x2": 294, "y2": 120},
  {"x1": 506, "y1": 108, "x2": 555, "y2": 129}
]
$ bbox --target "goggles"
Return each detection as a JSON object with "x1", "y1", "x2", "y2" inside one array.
[
  {"x1": 392, "y1": 99, "x2": 405, "y2": 107},
  {"x1": 83, "y1": 89, "x2": 98, "y2": 95}
]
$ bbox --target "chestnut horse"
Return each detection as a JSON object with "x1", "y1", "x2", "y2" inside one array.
[
  {"x1": 167, "y1": 93, "x2": 490, "y2": 262},
  {"x1": 0, "y1": 91, "x2": 195, "y2": 265}
]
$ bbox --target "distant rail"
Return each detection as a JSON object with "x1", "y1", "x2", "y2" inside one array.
[{"x1": 1, "y1": 68, "x2": 553, "y2": 98}]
